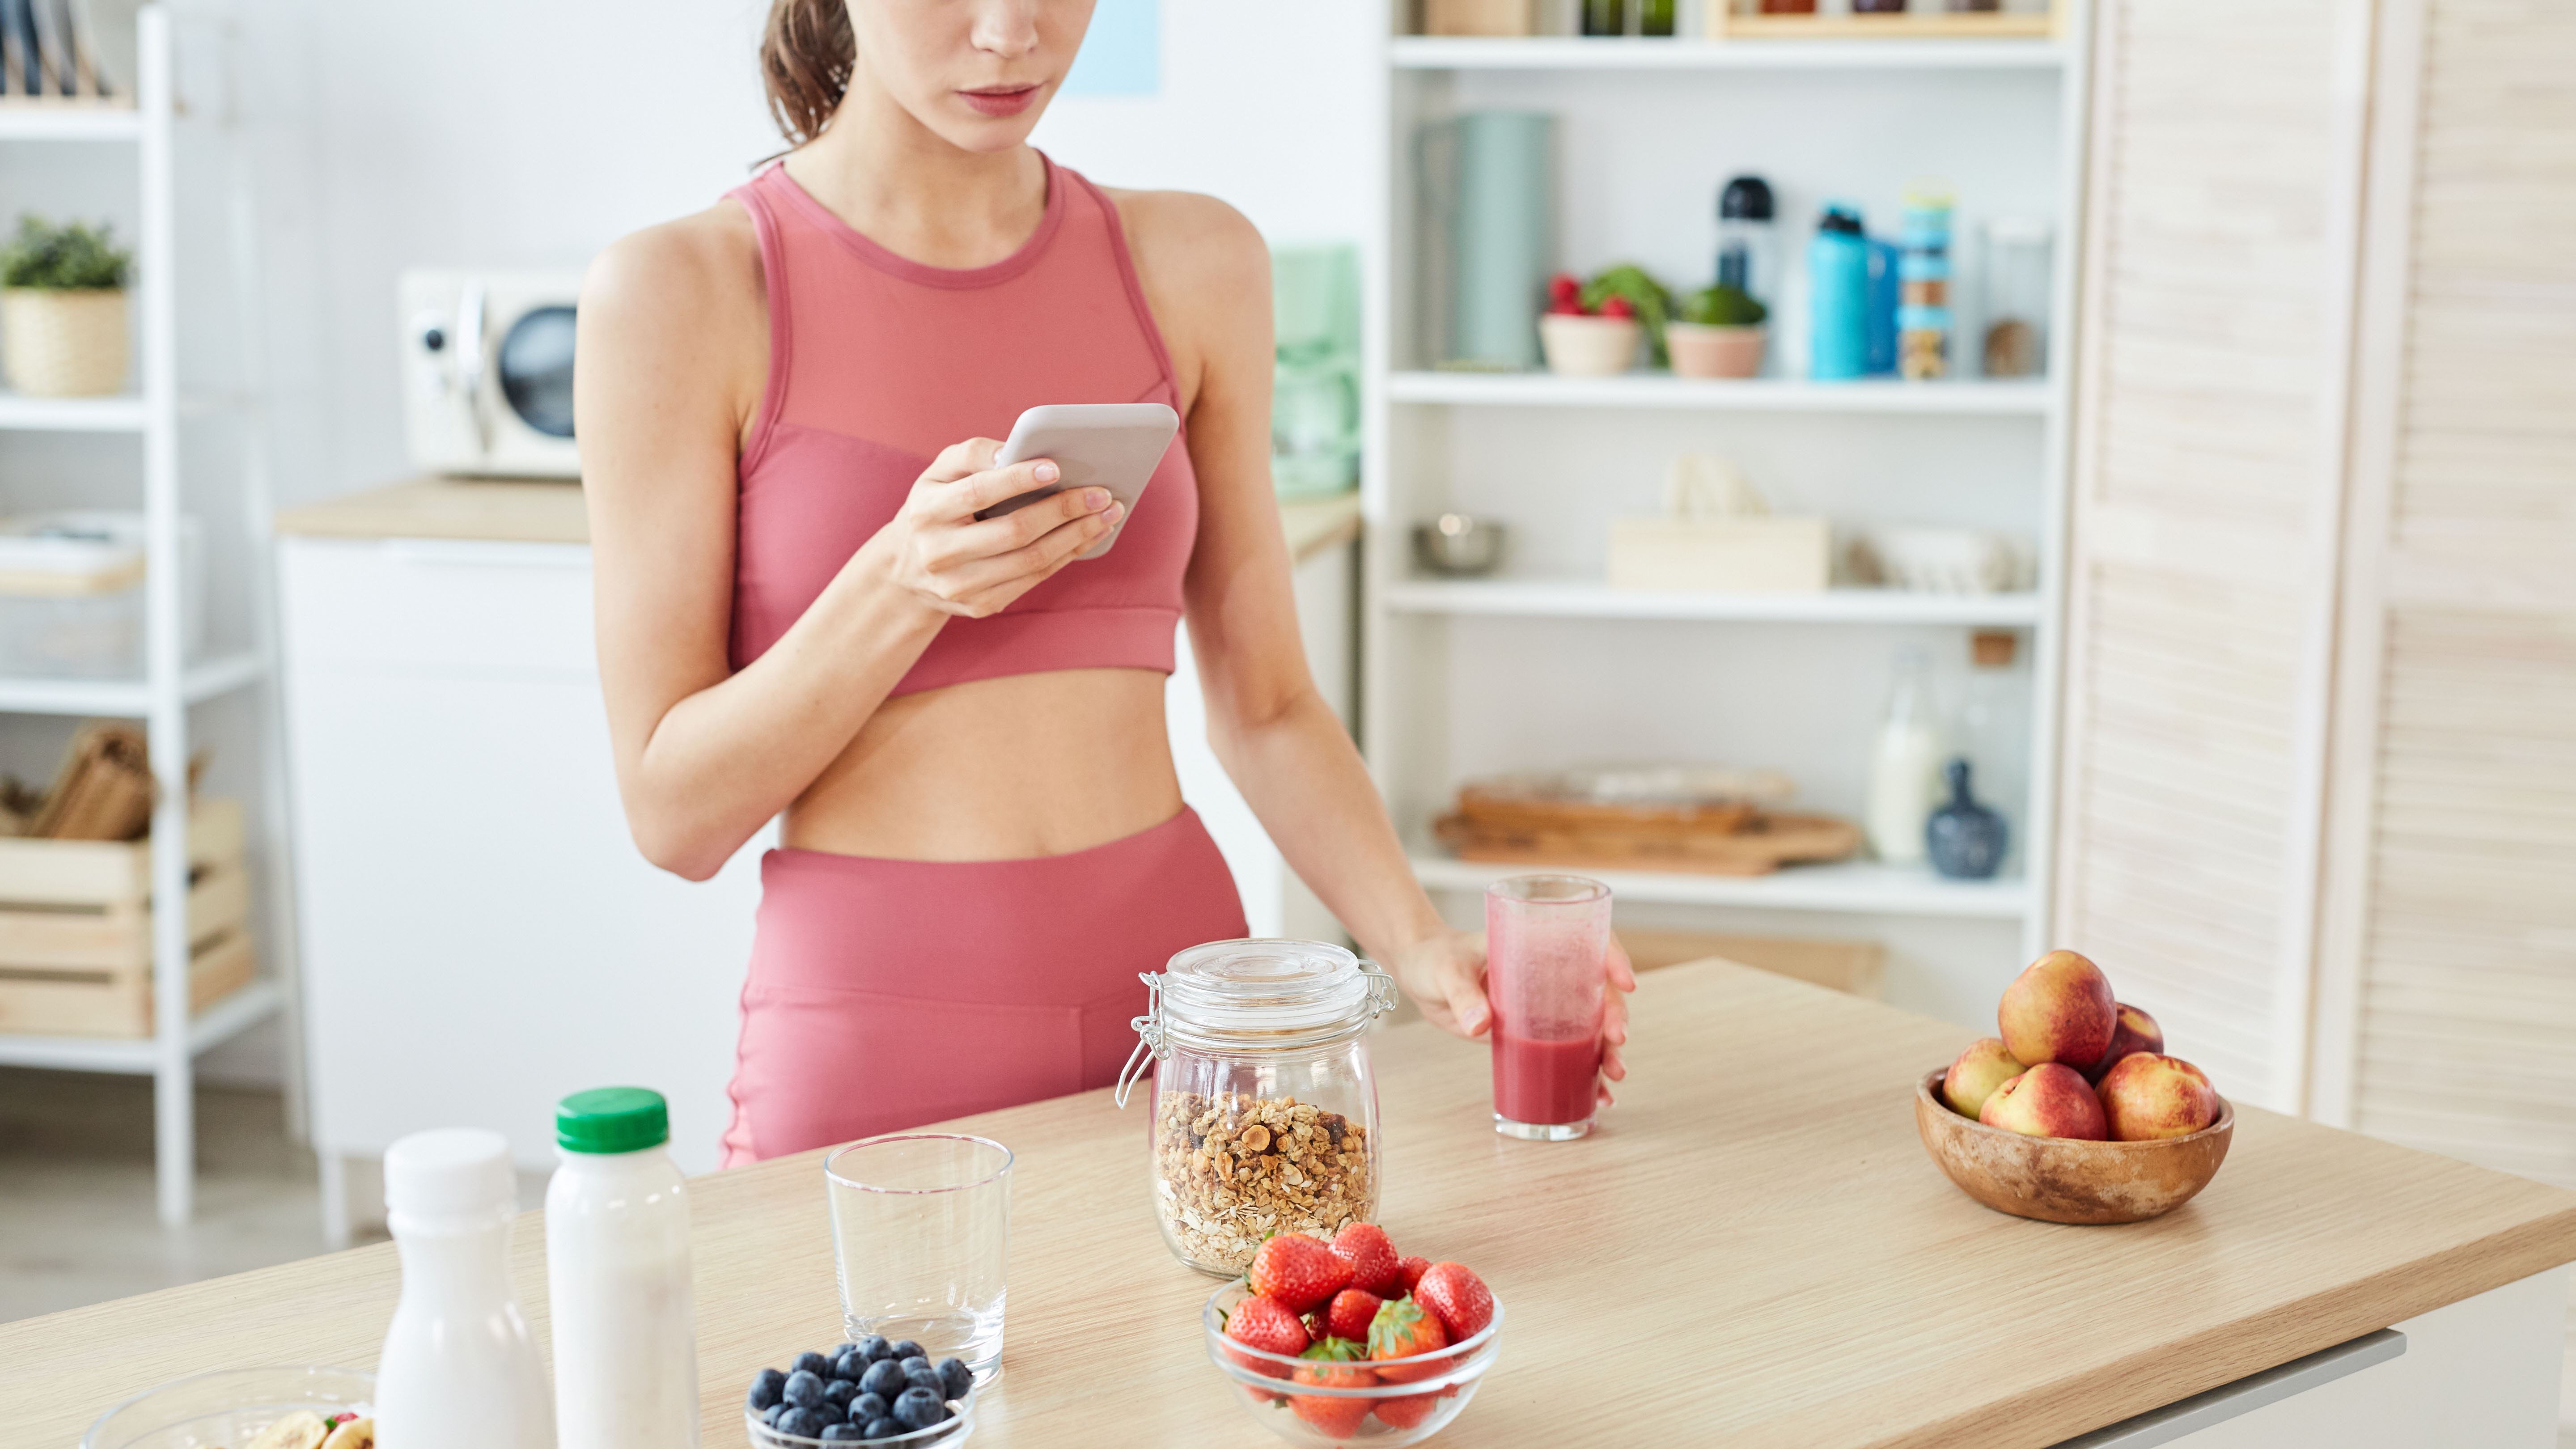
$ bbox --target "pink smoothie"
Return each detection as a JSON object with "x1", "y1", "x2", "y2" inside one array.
[{"x1": 1492, "y1": 1029, "x2": 1601, "y2": 1127}]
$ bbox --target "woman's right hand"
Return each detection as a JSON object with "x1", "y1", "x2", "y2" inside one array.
[{"x1": 864, "y1": 436, "x2": 1124, "y2": 619}]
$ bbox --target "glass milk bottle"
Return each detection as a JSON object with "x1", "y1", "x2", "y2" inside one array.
[
  {"x1": 376, "y1": 1128, "x2": 555, "y2": 1449},
  {"x1": 547, "y1": 1087, "x2": 699, "y2": 1449},
  {"x1": 1866, "y1": 647, "x2": 1945, "y2": 866}
]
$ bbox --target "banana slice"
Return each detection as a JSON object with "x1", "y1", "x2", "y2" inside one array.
[
  {"x1": 243, "y1": 1411, "x2": 330, "y2": 1449},
  {"x1": 319, "y1": 1416, "x2": 374, "y2": 1449}
]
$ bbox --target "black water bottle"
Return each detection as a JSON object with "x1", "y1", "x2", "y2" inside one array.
[{"x1": 1580, "y1": 0, "x2": 1624, "y2": 35}]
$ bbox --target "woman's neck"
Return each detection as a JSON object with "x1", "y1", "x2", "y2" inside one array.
[{"x1": 782, "y1": 76, "x2": 1048, "y2": 271}]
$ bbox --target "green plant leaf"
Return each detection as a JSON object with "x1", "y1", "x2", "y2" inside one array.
[
  {"x1": 1682, "y1": 283, "x2": 1767, "y2": 327},
  {"x1": 0, "y1": 215, "x2": 132, "y2": 290},
  {"x1": 1578, "y1": 263, "x2": 1674, "y2": 365}
]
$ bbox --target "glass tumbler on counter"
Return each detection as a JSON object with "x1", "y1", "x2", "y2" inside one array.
[
  {"x1": 826, "y1": 1134, "x2": 1013, "y2": 1385},
  {"x1": 1486, "y1": 875, "x2": 1612, "y2": 1140},
  {"x1": 1119, "y1": 940, "x2": 1398, "y2": 1277}
]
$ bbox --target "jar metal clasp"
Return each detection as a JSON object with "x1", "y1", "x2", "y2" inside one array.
[{"x1": 1114, "y1": 971, "x2": 1167, "y2": 1109}]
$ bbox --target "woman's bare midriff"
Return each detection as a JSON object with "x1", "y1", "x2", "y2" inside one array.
[{"x1": 780, "y1": 666, "x2": 1186, "y2": 861}]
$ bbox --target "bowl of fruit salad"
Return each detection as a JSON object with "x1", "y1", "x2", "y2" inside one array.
[
  {"x1": 1206, "y1": 1225, "x2": 1501, "y2": 1445},
  {"x1": 743, "y1": 1336, "x2": 977, "y2": 1447},
  {"x1": 84, "y1": 1367, "x2": 373, "y2": 1449}
]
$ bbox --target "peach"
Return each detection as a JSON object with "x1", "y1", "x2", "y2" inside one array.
[
  {"x1": 1979, "y1": 1063, "x2": 2109, "y2": 1141},
  {"x1": 2085, "y1": 1002, "x2": 2166, "y2": 1084},
  {"x1": 2096, "y1": 1053, "x2": 2219, "y2": 1141},
  {"x1": 1942, "y1": 1038, "x2": 2027, "y2": 1119},
  {"x1": 1997, "y1": 950, "x2": 2117, "y2": 1068}
]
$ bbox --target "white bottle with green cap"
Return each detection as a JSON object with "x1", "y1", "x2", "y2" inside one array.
[{"x1": 547, "y1": 1087, "x2": 700, "y2": 1449}]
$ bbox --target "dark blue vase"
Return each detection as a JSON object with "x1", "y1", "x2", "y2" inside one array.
[{"x1": 1926, "y1": 758, "x2": 2008, "y2": 880}]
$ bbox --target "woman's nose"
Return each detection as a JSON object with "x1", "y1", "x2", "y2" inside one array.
[{"x1": 968, "y1": 0, "x2": 1044, "y2": 59}]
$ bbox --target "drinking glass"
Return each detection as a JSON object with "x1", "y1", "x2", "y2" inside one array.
[
  {"x1": 825, "y1": 1134, "x2": 1013, "y2": 1383},
  {"x1": 1485, "y1": 874, "x2": 1612, "y2": 1140}
]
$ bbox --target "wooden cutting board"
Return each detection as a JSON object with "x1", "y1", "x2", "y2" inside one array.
[{"x1": 1432, "y1": 809, "x2": 1862, "y2": 875}]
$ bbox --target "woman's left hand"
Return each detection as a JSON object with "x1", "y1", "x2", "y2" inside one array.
[{"x1": 1385, "y1": 928, "x2": 1638, "y2": 1107}]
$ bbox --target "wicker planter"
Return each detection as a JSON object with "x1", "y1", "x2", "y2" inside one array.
[{"x1": 2, "y1": 288, "x2": 130, "y2": 398}]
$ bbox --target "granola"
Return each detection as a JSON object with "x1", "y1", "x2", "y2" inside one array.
[{"x1": 1153, "y1": 1089, "x2": 1375, "y2": 1273}]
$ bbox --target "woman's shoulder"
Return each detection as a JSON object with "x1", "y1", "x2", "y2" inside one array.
[
  {"x1": 1095, "y1": 186, "x2": 1269, "y2": 302},
  {"x1": 583, "y1": 199, "x2": 765, "y2": 330}
]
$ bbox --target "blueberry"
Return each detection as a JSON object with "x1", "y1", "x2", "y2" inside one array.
[
  {"x1": 858, "y1": 1358, "x2": 906, "y2": 1398},
  {"x1": 775, "y1": 1406, "x2": 826, "y2": 1438},
  {"x1": 900, "y1": 1357, "x2": 941, "y2": 1395},
  {"x1": 792, "y1": 1350, "x2": 832, "y2": 1378},
  {"x1": 784, "y1": 1368, "x2": 826, "y2": 1408},
  {"x1": 764, "y1": 1402, "x2": 792, "y2": 1428},
  {"x1": 748, "y1": 1366, "x2": 789, "y2": 1411},
  {"x1": 936, "y1": 1357, "x2": 972, "y2": 1402},
  {"x1": 860, "y1": 1419, "x2": 905, "y2": 1442},
  {"x1": 806, "y1": 1399, "x2": 844, "y2": 1428},
  {"x1": 822, "y1": 1378, "x2": 860, "y2": 1409},
  {"x1": 850, "y1": 1392, "x2": 889, "y2": 1424},
  {"x1": 832, "y1": 1341, "x2": 859, "y2": 1360},
  {"x1": 819, "y1": 1428, "x2": 866, "y2": 1444},
  {"x1": 889, "y1": 1339, "x2": 925, "y2": 1362},
  {"x1": 893, "y1": 1386, "x2": 949, "y2": 1429},
  {"x1": 831, "y1": 1351, "x2": 866, "y2": 1381},
  {"x1": 857, "y1": 1334, "x2": 893, "y2": 1362}
]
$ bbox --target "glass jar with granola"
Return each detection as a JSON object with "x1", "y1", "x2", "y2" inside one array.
[{"x1": 1116, "y1": 940, "x2": 1398, "y2": 1276}]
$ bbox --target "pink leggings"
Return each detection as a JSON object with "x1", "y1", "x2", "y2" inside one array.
[{"x1": 720, "y1": 806, "x2": 1249, "y2": 1165}]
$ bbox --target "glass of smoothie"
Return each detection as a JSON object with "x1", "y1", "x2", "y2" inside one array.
[{"x1": 1484, "y1": 873, "x2": 1611, "y2": 1140}]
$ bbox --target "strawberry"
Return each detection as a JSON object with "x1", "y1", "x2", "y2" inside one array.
[
  {"x1": 1248, "y1": 1232, "x2": 1351, "y2": 1313},
  {"x1": 1413, "y1": 1261, "x2": 1495, "y2": 1342},
  {"x1": 1366, "y1": 1296, "x2": 1450, "y2": 1384},
  {"x1": 1221, "y1": 1292, "x2": 1309, "y2": 1379},
  {"x1": 1547, "y1": 272, "x2": 1582, "y2": 306},
  {"x1": 1288, "y1": 1338, "x2": 1375, "y2": 1440},
  {"x1": 1330, "y1": 1222, "x2": 1404, "y2": 1297},
  {"x1": 1323, "y1": 1288, "x2": 1384, "y2": 1342},
  {"x1": 1395, "y1": 1254, "x2": 1431, "y2": 1293},
  {"x1": 1598, "y1": 292, "x2": 1636, "y2": 320},
  {"x1": 1374, "y1": 1393, "x2": 1439, "y2": 1429}
]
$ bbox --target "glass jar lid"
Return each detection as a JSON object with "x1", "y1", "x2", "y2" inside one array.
[{"x1": 1116, "y1": 939, "x2": 1397, "y2": 1106}]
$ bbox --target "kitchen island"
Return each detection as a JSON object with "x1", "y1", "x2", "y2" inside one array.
[{"x1": 5, "y1": 960, "x2": 2571, "y2": 1447}]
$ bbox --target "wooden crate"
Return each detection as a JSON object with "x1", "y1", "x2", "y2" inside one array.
[
  {"x1": 0, "y1": 799, "x2": 256, "y2": 1038},
  {"x1": 1617, "y1": 929, "x2": 1885, "y2": 999}
]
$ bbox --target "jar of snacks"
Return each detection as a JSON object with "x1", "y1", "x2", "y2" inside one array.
[{"x1": 1117, "y1": 940, "x2": 1398, "y2": 1276}]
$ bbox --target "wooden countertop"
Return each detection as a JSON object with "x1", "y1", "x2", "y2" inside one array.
[
  {"x1": 275, "y1": 477, "x2": 1363, "y2": 564},
  {"x1": 6, "y1": 961, "x2": 2572, "y2": 1448}
]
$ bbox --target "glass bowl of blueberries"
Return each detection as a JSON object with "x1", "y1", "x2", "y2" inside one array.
[{"x1": 743, "y1": 1335, "x2": 977, "y2": 1447}]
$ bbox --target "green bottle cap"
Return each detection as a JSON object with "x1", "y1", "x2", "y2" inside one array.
[{"x1": 556, "y1": 1086, "x2": 669, "y2": 1154}]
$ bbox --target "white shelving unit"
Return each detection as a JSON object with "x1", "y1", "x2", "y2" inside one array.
[
  {"x1": 0, "y1": 6, "x2": 293, "y2": 1227},
  {"x1": 1365, "y1": 5, "x2": 2092, "y2": 1013}
]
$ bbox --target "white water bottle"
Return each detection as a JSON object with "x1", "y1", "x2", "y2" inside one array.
[
  {"x1": 547, "y1": 1087, "x2": 700, "y2": 1449},
  {"x1": 377, "y1": 1128, "x2": 555, "y2": 1449}
]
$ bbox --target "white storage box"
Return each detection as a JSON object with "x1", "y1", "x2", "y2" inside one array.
[
  {"x1": 1608, "y1": 516, "x2": 1832, "y2": 593},
  {"x1": 0, "y1": 512, "x2": 204, "y2": 678}
]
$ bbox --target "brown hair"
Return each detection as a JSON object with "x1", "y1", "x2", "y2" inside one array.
[{"x1": 761, "y1": 0, "x2": 854, "y2": 147}]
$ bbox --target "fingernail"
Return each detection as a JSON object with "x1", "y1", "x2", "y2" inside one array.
[
  {"x1": 1088, "y1": 489, "x2": 1111, "y2": 510},
  {"x1": 1035, "y1": 462, "x2": 1059, "y2": 483},
  {"x1": 1106, "y1": 502, "x2": 1125, "y2": 521}
]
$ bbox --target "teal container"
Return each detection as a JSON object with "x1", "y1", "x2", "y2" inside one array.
[
  {"x1": 1809, "y1": 203, "x2": 1870, "y2": 381},
  {"x1": 1423, "y1": 110, "x2": 1555, "y2": 370},
  {"x1": 1272, "y1": 243, "x2": 1361, "y2": 497}
]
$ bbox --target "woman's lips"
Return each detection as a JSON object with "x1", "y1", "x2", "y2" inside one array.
[{"x1": 962, "y1": 85, "x2": 1041, "y2": 117}]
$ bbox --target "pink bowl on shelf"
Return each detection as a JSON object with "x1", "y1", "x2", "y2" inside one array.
[{"x1": 1666, "y1": 322, "x2": 1766, "y2": 378}]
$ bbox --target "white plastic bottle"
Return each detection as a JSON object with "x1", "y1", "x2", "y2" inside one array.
[
  {"x1": 1866, "y1": 646, "x2": 1945, "y2": 866},
  {"x1": 547, "y1": 1087, "x2": 699, "y2": 1449},
  {"x1": 376, "y1": 1128, "x2": 555, "y2": 1449}
]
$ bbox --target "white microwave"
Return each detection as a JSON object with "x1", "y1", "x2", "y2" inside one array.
[{"x1": 399, "y1": 269, "x2": 582, "y2": 478}]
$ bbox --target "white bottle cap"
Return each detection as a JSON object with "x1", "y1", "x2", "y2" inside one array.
[{"x1": 383, "y1": 1127, "x2": 517, "y2": 1217}]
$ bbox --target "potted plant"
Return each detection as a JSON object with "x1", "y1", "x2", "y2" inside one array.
[
  {"x1": 1667, "y1": 283, "x2": 1768, "y2": 379},
  {"x1": 1538, "y1": 264, "x2": 1672, "y2": 377},
  {"x1": 1, "y1": 215, "x2": 133, "y2": 398}
]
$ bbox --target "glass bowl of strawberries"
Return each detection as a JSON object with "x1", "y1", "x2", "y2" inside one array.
[{"x1": 1203, "y1": 1225, "x2": 1501, "y2": 1445}]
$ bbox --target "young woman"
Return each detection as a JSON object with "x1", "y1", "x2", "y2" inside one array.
[{"x1": 577, "y1": 0, "x2": 1631, "y2": 1164}]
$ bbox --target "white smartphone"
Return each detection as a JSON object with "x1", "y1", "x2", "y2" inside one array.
[{"x1": 975, "y1": 402, "x2": 1179, "y2": 560}]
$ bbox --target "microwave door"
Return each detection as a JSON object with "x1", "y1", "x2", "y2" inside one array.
[
  {"x1": 456, "y1": 279, "x2": 491, "y2": 454},
  {"x1": 497, "y1": 304, "x2": 577, "y2": 441}
]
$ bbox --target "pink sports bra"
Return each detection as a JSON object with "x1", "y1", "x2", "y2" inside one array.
[{"x1": 723, "y1": 155, "x2": 1195, "y2": 695}]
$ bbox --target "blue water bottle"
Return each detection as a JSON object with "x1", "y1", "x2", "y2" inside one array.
[{"x1": 1809, "y1": 203, "x2": 1869, "y2": 381}]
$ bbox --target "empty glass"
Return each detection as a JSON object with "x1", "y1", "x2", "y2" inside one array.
[
  {"x1": 1485, "y1": 875, "x2": 1612, "y2": 1140},
  {"x1": 826, "y1": 1134, "x2": 1013, "y2": 1384}
]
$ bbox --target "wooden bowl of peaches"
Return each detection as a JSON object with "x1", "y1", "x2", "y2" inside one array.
[{"x1": 1916, "y1": 950, "x2": 2232, "y2": 1225}]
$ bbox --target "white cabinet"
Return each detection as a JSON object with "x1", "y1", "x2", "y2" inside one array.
[{"x1": 279, "y1": 537, "x2": 763, "y2": 1185}]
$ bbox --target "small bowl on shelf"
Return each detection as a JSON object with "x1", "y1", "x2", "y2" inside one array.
[
  {"x1": 84, "y1": 1366, "x2": 374, "y2": 1449},
  {"x1": 1204, "y1": 1283, "x2": 1503, "y2": 1445},
  {"x1": 1665, "y1": 322, "x2": 1765, "y2": 379},
  {"x1": 1537, "y1": 312, "x2": 1640, "y2": 376},
  {"x1": 1914, "y1": 1068, "x2": 2233, "y2": 1225},
  {"x1": 1411, "y1": 513, "x2": 1506, "y2": 578}
]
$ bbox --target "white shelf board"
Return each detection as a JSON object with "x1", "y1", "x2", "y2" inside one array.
[
  {"x1": 1386, "y1": 578, "x2": 2043, "y2": 625},
  {"x1": 0, "y1": 392, "x2": 147, "y2": 431},
  {"x1": 0, "y1": 977, "x2": 284, "y2": 1073},
  {"x1": 1411, "y1": 852, "x2": 2032, "y2": 919},
  {"x1": 0, "y1": 103, "x2": 141, "y2": 140},
  {"x1": 1387, "y1": 371, "x2": 2053, "y2": 416},
  {"x1": 1391, "y1": 36, "x2": 2067, "y2": 72},
  {"x1": 0, "y1": 650, "x2": 267, "y2": 716}
]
